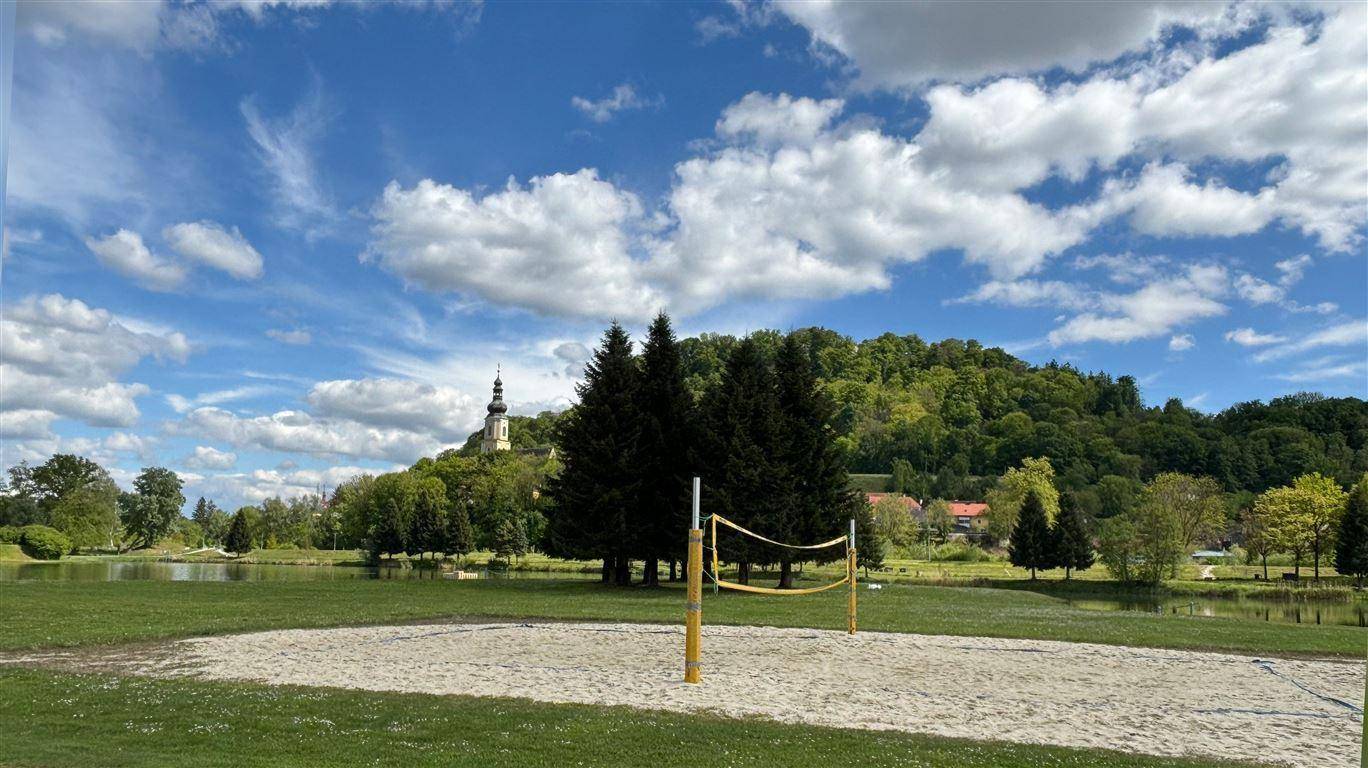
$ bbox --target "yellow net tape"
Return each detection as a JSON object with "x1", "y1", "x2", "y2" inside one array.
[
  {"x1": 713, "y1": 575, "x2": 849, "y2": 595},
  {"x1": 712, "y1": 514, "x2": 848, "y2": 550}
]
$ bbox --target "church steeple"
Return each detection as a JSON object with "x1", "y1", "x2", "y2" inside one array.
[{"x1": 480, "y1": 367, "x2": 511, "y2": 453}]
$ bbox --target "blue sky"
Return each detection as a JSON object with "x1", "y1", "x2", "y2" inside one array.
[{"x1": 2, "y1": 0, "x2": 1365, "y2": 508}]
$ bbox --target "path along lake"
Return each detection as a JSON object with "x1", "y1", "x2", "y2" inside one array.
[{"x1": 2, "y1": 560, "x2": 1362, "y2": 628}]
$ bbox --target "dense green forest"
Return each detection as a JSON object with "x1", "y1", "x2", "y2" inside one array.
[{"x1": 484, "y1": 328, "x2": 1366, "y2": 518}]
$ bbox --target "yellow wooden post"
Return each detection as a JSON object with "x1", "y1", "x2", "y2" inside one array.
[
  {"x1": 685, "y1": 477, "x2": 703, "y2": 683},
  {"x1": 847, "y1": 518, "x2": 857, "y2": 635}
]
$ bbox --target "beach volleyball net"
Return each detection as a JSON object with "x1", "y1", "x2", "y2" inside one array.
[{"x1": 684, "y1": 477, "x2": 857, "y2": 684}]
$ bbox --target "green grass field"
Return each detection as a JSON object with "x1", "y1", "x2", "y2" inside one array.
[
  {"x1": 0, "y1": 667, "x2": 1261, "y2": 768},
  {"x1": 2, "y1": 577, "x2": 1361, "y2": 657}
]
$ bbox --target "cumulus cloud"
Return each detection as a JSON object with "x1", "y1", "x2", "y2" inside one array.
[
  {"x1": 366, "y1": 6, "x2": 1364, "y2": 322},
  {"x1": 187, "y1": 463, "x2": 399, "y2": 507},
  {"x1": 571, "y1": 84, "x2": 662, "y2": 123},
  {"x1": 1168, "y1": 334, "x2": 1196, "y2": 352},
  {"x1": 84, "y1": 230, "x2": 187, "y2": 291},
  {"x1": 305, "y1": 378, "x2": 482, "y2": 441},
  {"x1": 0, "y1": 294, "x2": 189, "y2": 436},
  {"x1": 185, "y1": 445, "x2": 238, "y2": 470},
  {"x1": 163, "y1": 221, "x2": 264, "y2": 279},
  {"x1": 1048, "y1": 265, "x2": 1228, "y2": 346},
  {"x1": 1224, "y1": 327, "x2": 1286, "y2": 347},
  {"x1": 367, "y1": 171, "x2": 663, "y2": 320},
  {"x1": 772, "y1": 0, "x2": 1233, "y2": 89},
  {"x1": 951, "y1": 279, "x2": 1092, "y2": 310},
  {"x1": 552, "y1": 342, "x2": 592, "y2": 377}
]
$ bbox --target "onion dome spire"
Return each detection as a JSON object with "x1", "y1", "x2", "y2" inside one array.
[{"x1": 487, "y1": 366, "x2": 508, "y2": 415}]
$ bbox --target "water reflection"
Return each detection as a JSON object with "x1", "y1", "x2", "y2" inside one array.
[
  {"x1": 1067, "y1": 597, "x2": 1366, "y2": 628},
  {"x1": 0, "y1": 560, "x2": 598, "y2": 583}
]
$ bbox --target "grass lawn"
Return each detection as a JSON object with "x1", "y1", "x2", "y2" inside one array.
[
  {"x1": 0, "y1": 667, "x2": 1263, "y2": 768},
  {"x1": 2, "y1": 578, "x2": 1362, "y2": 657}
]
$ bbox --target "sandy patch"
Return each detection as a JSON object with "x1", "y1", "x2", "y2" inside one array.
[{"x1": 35, "y1": 622, "x2": 1366, "y2": 767}]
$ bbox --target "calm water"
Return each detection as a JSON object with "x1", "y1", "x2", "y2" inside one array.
[
  {"x1": 3, "y1": 561, "x2": 1362, "y2": 627},
  {"x1": 1067, "y1": 596, "x2": 1367, "y2": 628},
  {"x1": 0, "y1": 560, "x2": 597, "y2": 583}
]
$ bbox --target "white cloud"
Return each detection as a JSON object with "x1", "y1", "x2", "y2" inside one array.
[
  {"x1": 84, "y1": 230, "x2": 186, "y2": 292},
  {"x1": 1224, "y1": 327, "x2": 1286, "y2": 347},
  {"x1": 0, "y1": 294, "x2": 189, "y2": 435},
  {"x1": 951, "y1": 280, "x2": 1092, "y2": 310},
  {"x1": 163, "y1": 221, "x2": 264, "y2": 280},
  {"x1": 1275, "y1": 254, "x2": 1312, "y2": 286},
  {"x1": 17, "y1": 0, "x2": 166, "y2": 53},
  {"x1": 188, "y1": 463, "x2": 398, "y2": 507},
  {"x1": 166, "y1": 385, "x2": 284, "y2": 414},
  {"x1": 1098, "y1": 163, "x2": 1276, "y2": 239},
  {"x1": 571, "y1": 84, "x2": 662, "y2": 123},
  {"x1": 1274, "y1": 358, "x2": 1367, "y2": 384},
  {"x1": 241, "y1": 83, "x2": 336, "y2": 235},
  {"x1": 185, "y1": 445, "x2": 238, "y2": 470},
  {"x1": 1253, "y1": 319, "x2": 1368, "y2": 363},
  {"x1": 1234, "y1": 273, "x2": 1285, "y2": 306},
  {"x1": 305, "y1": 378, "x2": 482, "y2": 441},
  {"x1": 173, "y1": 406, "x2": 452, "y2": 463},
  {"x1": 1168, "y1": 334, "x2": 1196, "y2": 352},
  {"x1": 367, "y1": 172, "x2": 663, "y2": 320},
  {"x1": 266, "y1": 328, "x2": 312, "y2": 345},
  {"x1": 715, "y1": 92, "x2": 844, "y2": 146},
  {"x1": 772, "y1": 0, "x2": 1234, "y2": 89},
  {"x1": 1048, "y1": 264, "x2": 1228, "y2": 345}
]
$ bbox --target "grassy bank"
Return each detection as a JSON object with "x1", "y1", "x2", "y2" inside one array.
[
  {"x1": 0, "y1": 544, "x2": 33, "y2": 562},
  {"x1": 0, "y1": 668, "x2": 1259, "y2": 768},
  {"x1": 1, "y1": 578, "x2": 1361, "y2": 657}
]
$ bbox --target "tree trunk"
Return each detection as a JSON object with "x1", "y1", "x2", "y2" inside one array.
[
  {"x1": 778, "y1": 560, "x2": 794, "y2": 589},
  {"x1": 1261, "y1": 554, "x2": 1268, "y2": 580},
  {"x1": 669, "y1": 559, "x2": 677, "y2": 582},
  {"x1": 1312, "y1": 540, "x2": 1320, "y2": 583},
  {"x1": 737, "y1": 561, "x2": 750, "y2": 585},
  {"x1": 601, "y1": 557, "x2": 613, "y2": 583},
  {"x1": 1065, "y1": 566, "x2": 1071, "y2": 581},
  {"x1": 1030, "y1": 567, "x2": 1036, "y2": 580},
  {"x1": 615, "y1": 557, "x2": 631, "y2": 586},
  {"x1": 643, "y1": 558, "x2": 659, "y2": 586}
]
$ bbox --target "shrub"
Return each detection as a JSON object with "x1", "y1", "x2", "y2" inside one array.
[
  {"x1": 0, "y1": 526, "x2": 21, "y2": 544},
  {"x1": 20, "y1": 525, "x2": 72, "y2": 560},
  {"x1": 930, "y1": 541, "x2": 994, "y2": 562}
]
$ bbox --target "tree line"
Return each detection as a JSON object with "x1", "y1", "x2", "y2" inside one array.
[{"x1": 543, "y1": 314, "x2": 873, "y2": 588}]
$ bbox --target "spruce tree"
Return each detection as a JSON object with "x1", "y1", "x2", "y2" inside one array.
[
  {"x1": 1009, "y1": 488, "x2": 1053, "y2": 579},
  {"x1": 225, "y1": 509, "x2": 252, "y2": 555},
  {"x1": 633, "y1": 312, "x2": 695, "y2": 586},
  {"x1": 1335, "y1": 475, "x2": 1368, "y2": 588},
  {"x1": 374, "y1": 498, "x2": 407, "y2": 560},
  {"x1": 544, "y1": 322, "x2": 641, "y2": 586},
  {"x1": 774, "y1": 333, "x2": 854, "y2": 588},
  {"x1": 696, "y1": 336, "x2": 786, "y2": 585},
  {"x1": 1052, "y1": 492, "x2": 1094, "y2": 579}
]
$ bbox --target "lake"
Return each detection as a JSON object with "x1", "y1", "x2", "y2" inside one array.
[
  {"x1": 0, "y1": 560, "x2": 598, "y2": 583},
  {"x1": 3, "y1": 560, "x2": 1363, "y2": 628}
]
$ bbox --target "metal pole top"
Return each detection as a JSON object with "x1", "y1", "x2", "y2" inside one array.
[
  {"x1": 692, "y1": 477, "x2": 701, "y2": 529},
  {"x1": 849, "y1": 517, "x2": 856, "y2": 546}
]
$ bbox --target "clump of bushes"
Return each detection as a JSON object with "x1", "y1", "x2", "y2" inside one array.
[
  {"x1": 0, "y1": 526, "x2": 22, "y2": 544},
  {"x1": 19, "y1": 525, "x2": 72, "y2": 560},
  {"x1": 930, "y1": 541, "x2": 996, "y2": 563}
]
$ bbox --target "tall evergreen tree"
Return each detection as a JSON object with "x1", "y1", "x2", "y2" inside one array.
[
  {"x1": 633, "y1": 312, "x2": 695, "y2": 586},
  {"x1": 225, "y1": 508, "x2": 253, "y2": 555},
  {"x1": 374, "y1": 498, "x2": 407, "y2": 560},
  {"x1": 1052, "y1": 492, "x2": 1094, "y2": 579},
  {"x1": 543, "y1": 322, "x2": 641, "y2": 586},
  {"x1": 1335, "y1": 475, "x2": 1368, "y2": 588},
  {"x1": 1009, "y1": 488, "x2": 1053, "y2": 579},
  {"x1": 696, "y1": 337, "x2": 786, "y2": 585},
  {"x1": 774, "y1": 333, "x2": 854, "y2": 588}
]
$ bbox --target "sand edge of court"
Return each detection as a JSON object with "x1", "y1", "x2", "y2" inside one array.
[{"x1": 7, "y1": 622, "x2": 1363, "y2": 768}]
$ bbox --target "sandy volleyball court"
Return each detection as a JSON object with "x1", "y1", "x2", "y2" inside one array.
[{"x1": 38, "y1": 622, "x2": 1364, "y2": 767}]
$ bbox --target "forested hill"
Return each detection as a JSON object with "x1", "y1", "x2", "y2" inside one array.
[{"x1": 475, "y1": 328, "x2": 1367, "y2": 511}]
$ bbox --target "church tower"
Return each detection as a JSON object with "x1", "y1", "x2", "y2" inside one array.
[{"x1": 480, "y1": 369, "x2": 511, "y2": 453}]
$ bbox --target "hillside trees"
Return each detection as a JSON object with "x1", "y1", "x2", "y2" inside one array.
[{"x1": 985, "y1": 457, "x2": 1059, "y2": 540}]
